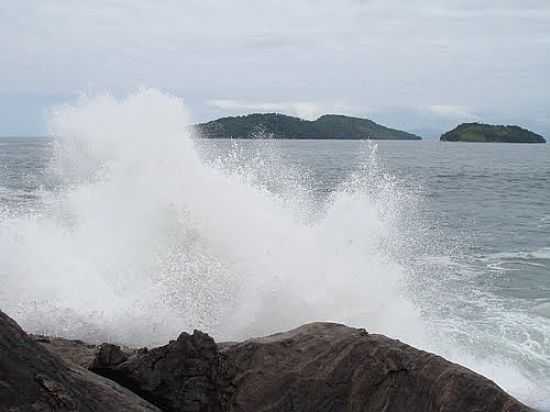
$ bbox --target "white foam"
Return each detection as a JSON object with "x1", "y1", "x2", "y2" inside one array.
[
  {"x1": 533, "y1": 302, "x2": 550, "y2": 318},
  {"x1": 481, "y1": 248, "x2": 550, "y2": 261},
  {"x1": 0, "y1": 89, "x2": 547, "y2": 408},
  {"x1": 532, "y1": 247, "x2": 550, "y2": 260},
  {"x1": 0, "y1": 89, "x2": 422, "y2": 346}
]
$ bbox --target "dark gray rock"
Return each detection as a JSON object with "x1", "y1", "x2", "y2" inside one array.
[
  {"x1": 0, "y1": 310, "x2": 160, "y2": 412},
  {"x1": 223, "y1": 322, "x2": 532, "y2": 412},
  {"x1": 89, "y1": 330, "x2": 234, "y2": 412},
  {"x1": 92, "y1": 343, "x2": 129, "y2": 369}
]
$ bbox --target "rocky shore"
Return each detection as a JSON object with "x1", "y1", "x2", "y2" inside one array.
[{"x1": 0, "y1": 310, "x2": 532, "y2": 411}]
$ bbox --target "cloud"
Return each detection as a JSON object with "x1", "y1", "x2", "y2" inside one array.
[
  {"x1": 424, "y1": 3, "x2": 550, "y2": 19},
  {"x1": 0, "y1": 0, "x2": 549, "y2": 134},
  {"x1": 428, "y1": 105, "x2": 480, "y2": 121},
  {"x1": 207, "y1": 99, "x2": 365, "y2": 120}
]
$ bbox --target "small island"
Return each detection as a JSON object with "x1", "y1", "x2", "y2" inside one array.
[
  {"x1": 195, "y1": 113, "x2": 422, "y2": 140},
  {"x1": 441, "y1": 123, "x2": 546, "y2": 143}
]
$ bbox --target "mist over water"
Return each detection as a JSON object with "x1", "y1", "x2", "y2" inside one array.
[
  {"x1": 0, "y1": 90, "x2": 548, "y2": 408},
  {"x1": 0, "y1": 90, "x2": 419, "y2": 341}
]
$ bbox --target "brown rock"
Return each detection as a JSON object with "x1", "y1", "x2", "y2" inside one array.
[
  {"x1": 0, "y1": 310, "x2": 160, "y2": 412},
  {"x1": 223, "y1": 322, "x2": 532, "y2": 412},
  {"x1": 31, "y1": 335, "x2": 100, "y2": 369},
  {"x1": 89, "y1": 330, "x2": 234, "y2": 412},
  {"x1": 92, "y1": 343, "x2": 129, "y2": 369},
  {"x1": 21, "y1": 316, "x2": 533, "y2": 412}
]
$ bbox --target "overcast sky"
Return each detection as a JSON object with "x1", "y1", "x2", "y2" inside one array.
[{"x1": 1, "y1": 0, "x2": 549, "y2": 137}]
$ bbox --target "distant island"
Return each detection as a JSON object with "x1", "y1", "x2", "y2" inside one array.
[
  {"x1": 195, "y1": 113, "x2": 422, "y2": 140},
  {"x1": 441, "y1": 123, "x2": 546, "y2": 143}
]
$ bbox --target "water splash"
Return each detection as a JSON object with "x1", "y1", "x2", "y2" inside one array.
[
  {"x1": 0, "y1": 89, "x2": 421, "y2": 345},
  {"x1": 0, "y1": 89, "x2": 547, "y2": 408}
]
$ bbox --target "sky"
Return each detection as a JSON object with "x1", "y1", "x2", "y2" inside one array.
[{"x1": 1, "y1": 0, "x2": 549, "y2": 138}]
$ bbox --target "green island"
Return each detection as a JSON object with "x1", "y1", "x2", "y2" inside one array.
[
  {"x1": 195, "y1": 113, "x2": 422, "y2": 140},
  {"x1": 441, "y1": 123, "x2": 546, "y2": 143}
]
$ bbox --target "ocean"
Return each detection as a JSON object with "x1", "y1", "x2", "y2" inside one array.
[{"x1": 0, "y1": 91, "x2": 549, "y2": 408}]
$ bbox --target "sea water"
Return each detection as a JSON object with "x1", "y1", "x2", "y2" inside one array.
[{"x1": 0, "y1": 90, "x2": 548, "y2": 408}]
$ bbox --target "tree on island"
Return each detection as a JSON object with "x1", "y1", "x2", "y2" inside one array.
[
  {"x1": 441, "y1": 123, "x2": 546, "y2": 143},
  {"x1": 195, "y1": 113, "x2": 422, "y2": 140}
]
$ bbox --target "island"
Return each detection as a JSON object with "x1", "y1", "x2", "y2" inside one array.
[
  {"x1": 195, "y1": 113, "x2": 422, "y2": 140},
  {"x1": 441, "y1": 123, "x2": 546, "y2": 143}
]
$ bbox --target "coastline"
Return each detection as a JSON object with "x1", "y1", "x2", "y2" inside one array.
[{"x1": 1, "y1": 310, "x2": 532, "y2": 411}]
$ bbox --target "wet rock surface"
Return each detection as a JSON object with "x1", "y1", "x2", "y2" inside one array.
[
  {"x1": 30, "y1": 335, "x2": 101, "y2": 369},
  {"x1": 0, "y1": 310, "x2": 160, "y2": 411},
  {"x1": 222, "y1": 322, "x2": 531, "y2": 412},
  {"x1": 2, "y1": 310, "x2": 531, "y2": 412},
  {"x1": 89, "y1": 330, "x2": 233, "y2": 412}
]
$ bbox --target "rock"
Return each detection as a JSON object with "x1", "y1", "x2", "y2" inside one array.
[
  {"x1": 9, "y1": 312, "x2": 532, "y2": 412},
  {"x1": 31, "y1": 334, "x2": 101, "y2": 369},
  {"x1": 89, "y1": 330, "x2": 234, "y2": 412},
  {"x1": 31, "y1": 334, "x2": 138, "y2": 369},
  {"x1": 92, "y1": 343, "x2": 129, "y2": 369},
  {"x1": 0, "y1": 310, "x2": 160, "y2": 412},
  {"x1": 223, "y1": 322, "x2": 531, "y2": 412}
]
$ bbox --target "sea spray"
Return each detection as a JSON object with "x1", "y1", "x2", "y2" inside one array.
[
  {"x1": 0, "y1": 89, "x2": 422, "y2": 345},
  {"x1": 0, "y1": 89, "x2": 547, "y2": 408}
]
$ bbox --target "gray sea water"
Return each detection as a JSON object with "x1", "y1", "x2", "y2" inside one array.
[{"x1": 1, "y1": 136, "x2": 549, "y2": 407}]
